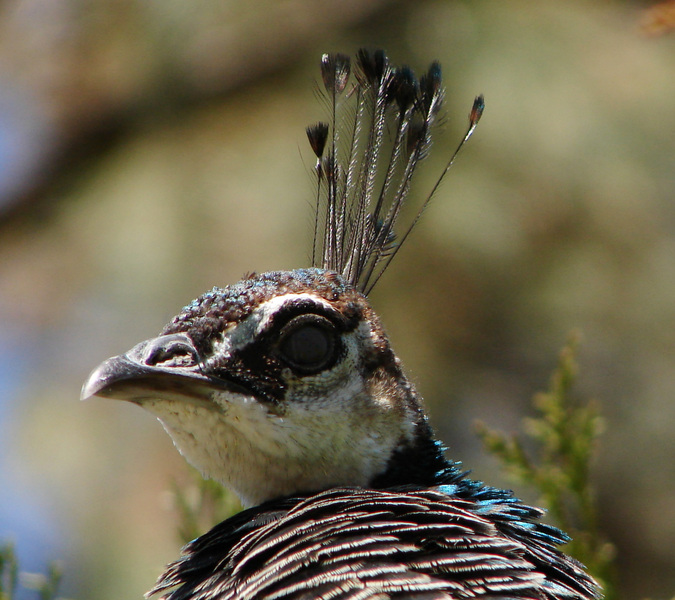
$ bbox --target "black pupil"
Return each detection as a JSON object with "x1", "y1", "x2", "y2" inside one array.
[{"x1": 281, "y1": 324, "x2": 332, "y2": 370}]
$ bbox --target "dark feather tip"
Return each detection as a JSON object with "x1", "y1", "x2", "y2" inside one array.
[
  {"x1": 306, "y1": 123, "x2": 329, "y2": 158},
  {"x1": 356, "y1": 48, "x2": 389, "y2": 86},
  {"x1": 470, "y1": 94, "x2": 485, "y2": 126},
  {"x1": 320, "y1": 53, "x2": 351, "y2": 95},
  {"x1": 419, "y1": 61, "x2": 444, "y2": 117},
  {"x1": 389, "y1": 67, "x2": 419, "y2": 112}
]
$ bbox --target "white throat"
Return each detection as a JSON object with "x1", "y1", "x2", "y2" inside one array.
[{"x1": 142, "y1": 378, "x2": 414, "y2": 507}]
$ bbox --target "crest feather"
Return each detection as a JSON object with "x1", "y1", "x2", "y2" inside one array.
[{"x1": 307, "y1": 49, "x2": 484, "y2": 294}]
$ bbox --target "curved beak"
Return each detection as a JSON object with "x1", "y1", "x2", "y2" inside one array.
[{"x1": 81, "y1": 333, "x2": 230, "y2": 405}]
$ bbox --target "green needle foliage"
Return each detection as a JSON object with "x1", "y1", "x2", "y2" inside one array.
[
  {"x1": 171, "y1": 474, "x2": 242, "y2": 545},
  {"x1": 476, "y1": 333, "x2": 616, "y2": 598},
  {"x1": 0, "y1": 544, "x2": 18, "y2": 600},
  {"x1": 0, "y1": 543, "x2": 65, "y2": 600}
]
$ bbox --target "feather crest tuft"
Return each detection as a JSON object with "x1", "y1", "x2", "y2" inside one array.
[{"x1": 308, "y1": 49, "x2": 484, "y2": 294}]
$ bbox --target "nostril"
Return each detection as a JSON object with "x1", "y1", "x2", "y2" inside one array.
[{"x1": 143, "y1": 334, "x2": 199, "y2": 368}]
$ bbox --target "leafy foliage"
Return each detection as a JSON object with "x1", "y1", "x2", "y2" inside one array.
[{"x1": 476, "y1": 332, "x2": 616, "y2": 597}]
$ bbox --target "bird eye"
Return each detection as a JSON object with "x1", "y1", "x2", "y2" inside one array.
[{"x1": 277, "y1": 316, "x2": 338, "y2": 374}]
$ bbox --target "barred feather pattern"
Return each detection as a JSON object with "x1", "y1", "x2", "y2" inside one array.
[
  {"x1": 307, "y1": 50, "x2": 484, "y2": 295},
  {"x1": 149, "y1": 486, "x2": 599, "y2": 600}
]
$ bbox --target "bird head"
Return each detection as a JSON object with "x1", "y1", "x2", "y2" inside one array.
[
  {"x1": 82, "y1": 50, "x2": 482, "y2": 507},
  {"x1": 82, "y1": 268, "x2": 428, "y2": 507}
]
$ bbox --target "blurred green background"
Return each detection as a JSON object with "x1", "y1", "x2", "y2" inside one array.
[{"x1": 0, "y1": 1, "x2": 674, "y2": 598}]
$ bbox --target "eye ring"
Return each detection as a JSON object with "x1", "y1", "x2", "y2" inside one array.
[{"x1": 276, "y1": 315, "x2": 339, "y2": 374}]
